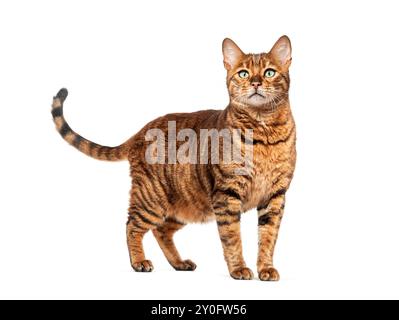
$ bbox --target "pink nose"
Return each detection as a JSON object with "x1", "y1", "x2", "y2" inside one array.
[{"x1": 251, "y1": 82, "x2": 261, "y2": 89}]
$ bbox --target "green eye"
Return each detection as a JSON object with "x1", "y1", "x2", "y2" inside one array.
[
  {"x1": 264, "y1": 69, "x2": 276, "y2": 78},
  {"x1": 238, "y1": 70, "x2": 249, "y2": 79}
]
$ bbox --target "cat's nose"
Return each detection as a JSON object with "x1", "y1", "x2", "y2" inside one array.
[{"x1": 251, "y1": 82, "x2": 261, "y2": 89}]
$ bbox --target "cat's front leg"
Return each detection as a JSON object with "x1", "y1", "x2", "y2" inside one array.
[
  {"x1": 213, "y1": 189, "x2": 253, "y2": 280},
  {"x1": 257, "y1": 189, "x2": 286, "y2": 281}
]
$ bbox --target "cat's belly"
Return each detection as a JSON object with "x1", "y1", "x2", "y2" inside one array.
[
  {"x1": 167, "y1": 197, "x2": 215, "y2": 224},
  {"x1": 167, "y1": 170, "x2": 272, "y2": 221},
  {"x1": 168, "y1": 175, "x2": 271, "y2": 222}
]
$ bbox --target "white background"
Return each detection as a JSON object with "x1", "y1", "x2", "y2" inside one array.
[{"x1": 0, "y1": 0, "x2": 398, "y2": 300}]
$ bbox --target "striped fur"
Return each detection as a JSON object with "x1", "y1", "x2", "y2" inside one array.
[
  {"x1": 51, "y1": 88, "x2": 128, "y2": 161},
  {"x1": 52, "y1": 36, "x2": 296, "y2": 281}
]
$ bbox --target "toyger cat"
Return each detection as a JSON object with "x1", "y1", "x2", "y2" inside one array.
[{"x1": 51, "y1": 36, "x2": 296, "y2": 281}]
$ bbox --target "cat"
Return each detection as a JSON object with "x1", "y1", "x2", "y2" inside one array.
[{"x1": 51, "y1": 35, "x2": 296, "y2": 281}]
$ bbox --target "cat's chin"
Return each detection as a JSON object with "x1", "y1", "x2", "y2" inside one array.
[
  {"x1": 237, "y1": 95, "x2": 275, "y2": 109},
  {"x1": 249, "y1": 96, "x2": 269, "y2": 107}
]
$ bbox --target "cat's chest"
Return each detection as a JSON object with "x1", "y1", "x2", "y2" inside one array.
[{"x1": 243, "y1": 141, "x2": 293, "y2": 211}]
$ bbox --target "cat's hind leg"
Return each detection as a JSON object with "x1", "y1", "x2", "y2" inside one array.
[
  {"x1": 126, "y1": 204, "x2": 164, "y2": 272},
  {"x1": 153, "y1": 218, "x2": 197, "y2": 271}
]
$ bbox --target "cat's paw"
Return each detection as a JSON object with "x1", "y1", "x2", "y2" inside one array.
[
  {"x1": 230, "y1": 267, "x2": 254, "y2": 280},
  {"x1": 258, "y1": 267, "x2": 280, "y2": 281},
  {"x1": 132, "y1": 260, "x2": 154, "y2": 272},
  {"x1": 173, "y1": 259, "x2": 197, "y2": 271}
]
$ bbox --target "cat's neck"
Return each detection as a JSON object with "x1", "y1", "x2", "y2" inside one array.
[{"x1": 225, "y1": 99, "x2": 292, "y2": 128}]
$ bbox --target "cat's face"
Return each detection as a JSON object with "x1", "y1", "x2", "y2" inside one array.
[{"x1": 223, "y1": 36, "x2": 292, "y2": 109}]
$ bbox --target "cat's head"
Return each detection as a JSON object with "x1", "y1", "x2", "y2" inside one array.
[{"x1": 222, "y1": 36, "x2": 292, "y2": 110}]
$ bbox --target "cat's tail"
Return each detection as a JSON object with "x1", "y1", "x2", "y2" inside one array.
[{"x1": 51, "y1": 88, "x2": 128, "y2": 161}]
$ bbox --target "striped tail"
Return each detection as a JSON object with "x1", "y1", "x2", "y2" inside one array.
[{"x1": 51, "y1": 88, "x2": 128, "y2": 161}]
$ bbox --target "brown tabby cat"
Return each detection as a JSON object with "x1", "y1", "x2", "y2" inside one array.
[{"x1": 51, "y1": 35, "x2": 296, "y2": 281}]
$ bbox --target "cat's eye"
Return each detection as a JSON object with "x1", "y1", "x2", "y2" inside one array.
[
  {"x1": 264, "y1": 69, "x2": 276, "y2": 78},
  {"x1": 238, "y1": 70, "x2": 249, "y2": 79}
]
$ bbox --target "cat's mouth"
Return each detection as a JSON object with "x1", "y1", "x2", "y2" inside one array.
[{"x1": 248, "y1": 92, "x2": 266, "y2": 99}]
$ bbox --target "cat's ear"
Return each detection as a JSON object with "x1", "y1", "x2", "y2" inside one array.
[
  {"x1": 222, "y1": 38, "x2": 245, "y2": 70},
  {"x1": 270, "y1": 35, "x2": 292, "y2": 69}
]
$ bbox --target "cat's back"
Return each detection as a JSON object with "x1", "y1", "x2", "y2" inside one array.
[
  {"x1": 127, "y1": 109, "x2": 223, "y2": 147},
  {"x1": 145, "y1": 108, "x2": 223, "y2": 132},
  {"x1": 124, "y1": 108, "x2": 223, "y2": 160}
]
